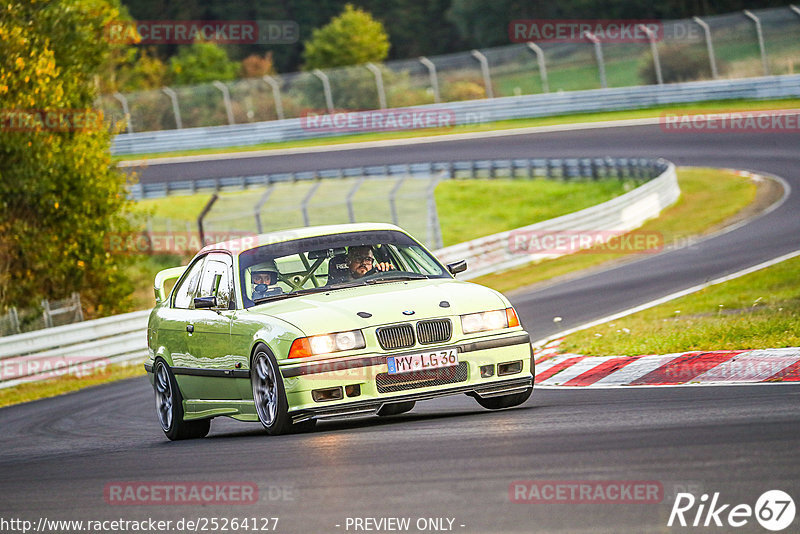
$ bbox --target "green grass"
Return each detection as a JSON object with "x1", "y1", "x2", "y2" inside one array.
[
  {"x1": 560, "y1": 254, "x2": 800, "y2": 356},
  {"x1": 473, "y1": 168, "x2": 758, "y2": 294},
  {"x1": 0, "y1": 363, "x2": 146, "y2": 409},
  {"x1": 115, "y1": 98, "x2": 800, "y2": 161}
]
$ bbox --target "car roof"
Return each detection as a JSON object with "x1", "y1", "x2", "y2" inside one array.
[{"x1": 199, "y1": 222, "x2": 407, "y2": 255}]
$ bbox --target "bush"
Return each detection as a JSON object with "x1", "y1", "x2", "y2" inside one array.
[{"x1": 639, "y1": 43, "x2": 714, "y2": 84}]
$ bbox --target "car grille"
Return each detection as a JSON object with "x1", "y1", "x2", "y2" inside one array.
[
  {"x1": 376, "y1": 362, "x2": 468, "y2": 393},
  {"x1": 376, "y1": 324, "x2": 415, "y2": 350},
  {"x1": 416, "y1": 319, "x2": 452, "y2": 344}
]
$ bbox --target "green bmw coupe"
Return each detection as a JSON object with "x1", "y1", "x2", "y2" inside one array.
[{"x1": 145, "y1": 223, "x2": 533, "y2": 440}]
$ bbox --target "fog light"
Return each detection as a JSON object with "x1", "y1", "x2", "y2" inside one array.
[
  {"x1": 345, "y1": 384, "x2": 361, "y2": 398},
  {"x1": 480, "y1": 364, "x2": 495, "y2": 378},
  {"x1": 498, "y1": 361, "x2": 523, "y2": 376},
  {"x1": 311, "y1": 387, "x2": 343, "y2": 402}
]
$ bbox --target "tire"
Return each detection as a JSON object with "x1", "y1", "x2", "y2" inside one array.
[
  {"x1": 472, "y1": 387, "x2": 532, "y2": 410},
  {"x1": 153, "y1": 359, "x2": 211, "y2": 440},
  {"x1": 377, "y1": 401, "x2": 416, "y2": 417},
  {"x1": 251, "y1": 345, "x2": 316, "y2": 435}
]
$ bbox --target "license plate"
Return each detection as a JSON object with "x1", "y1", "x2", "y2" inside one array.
[{"x1": 387, "y1": 348, "x2": 458, "y2": 375}]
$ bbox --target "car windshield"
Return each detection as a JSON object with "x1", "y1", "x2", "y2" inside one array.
[{"x1": 238, "y1": 230, "x2": 448, "y2": 307}]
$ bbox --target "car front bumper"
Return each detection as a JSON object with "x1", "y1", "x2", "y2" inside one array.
[{"x1": 279, "y1": 331, "x2": 534, "y2": 423}]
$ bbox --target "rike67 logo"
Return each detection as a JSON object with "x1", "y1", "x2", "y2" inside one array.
[{"x1": 668, "y1": 490, "x2": 795, "y2": 531}]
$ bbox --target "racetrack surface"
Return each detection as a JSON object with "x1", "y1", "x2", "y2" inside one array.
[{"x1": 2, "y1": 125, "x2": 798, "y2": 533}]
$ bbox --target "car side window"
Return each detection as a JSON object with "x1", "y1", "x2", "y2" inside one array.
[
  {"x1": 173, "y1": 257, "x2": 206, "y2": 309},
  {"x1": 197, "y1": 254, "x2": 234, "y2": 308}
]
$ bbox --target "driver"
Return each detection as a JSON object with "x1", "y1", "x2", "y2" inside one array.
[
  {"x1": 346, "y1": 245, "x2": 394, "y2": 280},
  {"x1": 247, "y1": 260, "x2": 283, "y2": 304}
]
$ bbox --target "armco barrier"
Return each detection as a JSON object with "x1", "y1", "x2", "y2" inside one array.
[
  {"x1": 0, "y1": 310, "x2": 149, "y2": 389},
  {"x1": 112, "y1": 75, "x2": 800, "y2": 155},
  {"x1": 436, "y1": 160, "x2": 679, "y2": 279},
  {"x1": 1, "y1": 158, "x2": 676, "y2": 385}
]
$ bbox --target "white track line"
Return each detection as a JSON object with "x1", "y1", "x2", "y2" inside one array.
[{"x1": 532, "y1": 248, "x2": 800, "y2": 348}]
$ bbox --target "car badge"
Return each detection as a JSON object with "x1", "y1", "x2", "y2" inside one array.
[{"x1": 402, "y1": 310, "x2": 415, "y2": 316}]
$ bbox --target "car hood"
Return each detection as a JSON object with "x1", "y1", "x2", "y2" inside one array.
[{"x1": 246, "y1": 279, "x2": 507, "y2": 336}]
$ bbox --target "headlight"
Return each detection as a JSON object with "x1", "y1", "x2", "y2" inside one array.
[
  {"x1": 461, "y1": 307, "x2": 520, "y2": 334},
  {"x1": 289, "y1": 330, "x2": 366, "y2": 358}
]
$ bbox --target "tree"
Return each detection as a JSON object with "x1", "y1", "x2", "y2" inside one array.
[
  {"x1": 169, "y1": 41, "x2": 238, "y2": 85},
  {"x1": 0, "y1": 0, "x2": 136, "y2": 317},
  {"x1": 302, "y1": 4, "x2": 390, "y2": 70}
]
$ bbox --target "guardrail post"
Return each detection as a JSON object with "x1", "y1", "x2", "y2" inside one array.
[
  {"x1": 692, "y1": 17, "x2": 719, "y2": 79},
  {"x1": 112, "y1": 92, "x2": 133, "y2": 133},
  {"x1": 743, "y1": 10, "x2": 770, "y2": 76},
  {"x1": 161, "y1": 87, "x2": 183, "y2": 129},
  {"x1": 419, "y1": 57, "x2": 441, "y2": 103},
  {"x1": 583, "y1": 32, "x2": 608, "y2": 89},
  {"x1": 312, "y1": 69, "x2": 335, "y2": 113},
  {"x1": 366, "y1": 63, "x2": 387, "y2": 109},
  {"x1": 301, "y1": 180, "x2": 322, "y2": 227},
  {"x1": 346, "y1": 177, "x2": 366, "y2": 223},
  {"x1": 262, "y1": 75, "x2": 285, "y2": 120},
  {"x1": 524, "y1": 42, "x2": 549, "y2": 93},
  {"x1": 197, "y1": 193, "x2": 218, "y2": 246},
  {"x1": 470, "y1": 50, "x2": 494, "y2": 98},
  {"x1": 638, "y1": 25, "x2": 663, "y2": 85},
  {"x1": 254, "y1": 183, "x2": 275, "y2": 234},
  {"x1": 212, "y1": 81, "x2": 236, "y2": 125}
]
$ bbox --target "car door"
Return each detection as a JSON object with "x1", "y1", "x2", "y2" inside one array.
[
  {"x1": 157, "y1": 255, "x2": 206, "y2": 371},
  {"x1": 183, "y1": 252, "x2": 240, "y2": 400}
]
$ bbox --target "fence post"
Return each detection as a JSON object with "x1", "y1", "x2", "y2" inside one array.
[
  {"x1": 197, "y1": 193, "x2": 219, "y2": 246},
  {"x1": 212, "y1": 81, "x2": 236, "y2": 125},
  {"x1": 72, "y1": 292, "x2": 84, "y2": 322},
  {"x1": 525, "y1": 42, "x2": 549, "y2": 93},
  {"x1": 389, "y1": 176, "x2": 407, "y2": 225},
  {"x1": 41, "y1": 299, "x2": 53, "y2": 329},
  {"x1": 426, "y1": 173, "x2": 444, "y2": 250},
  {"x1": 419, "y1": 57, "x2": 441, "y2": 103},
  {"x1": 743, "y1": 10, "x2": 770, "y2": 76},
  {"x1": 301, "y1": 181, "x2": 322, "y2": 227},
  {"x1": 262, "y1": 75, "x2": 285, "y2": 120},
  {"x1": 254, "y1": 183, "x2": 275, "y2": 234},
  {"x1": 692, "y1": 17, "x2": 719, "y2": 79},
  {"x1": 346, "y1": 177, "x2": 366, "y2": 223},
  {"x1": 161, "y1": 87, "x2": 183, "y2": 129},
  {"x1": 112, "y1": 92, "x2": 133, "y2": 133},
  {"x1": 9, "y1": 307, "x2": 20, "y2": 334},
  {"x1": 470, "y1": 50, "x2": 494, "y2": 98},
  {"x1": 638, "y1": 25, "x2": 663, "y2": 85},
  {"x1": 583, "y1": 32, "x2": 608, "y2": 89},
  {"x1": 366, "y1": 63, "x2": 387, "y2": 109},
  {"x1": 312, "y1": 69, "x2": 335, "y2": 113}
]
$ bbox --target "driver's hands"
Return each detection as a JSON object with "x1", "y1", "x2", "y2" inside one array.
[{"x1": 374, "y1": 262, "x2": 394, "y2": 272}]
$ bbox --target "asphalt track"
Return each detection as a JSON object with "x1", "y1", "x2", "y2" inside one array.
[{"x1": 1, "y1": 125, "x2": 799, "y2": 533}]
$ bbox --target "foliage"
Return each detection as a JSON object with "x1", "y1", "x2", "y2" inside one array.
[
  {"x1": 241, "y1": 52, "x2": 277, "y2": 79},
  {"x1": 302, "y1": 4, "x2": 390, "y2": 70},
  {"x1": 169, "y1": 41, "x2": 238, "y2": 85},
  {"x1": 0, "y1": 0, "x2": 136, "y2": 317},
  {"x1": 639, "y1": 43, "x2": 714, "y2": 84}
]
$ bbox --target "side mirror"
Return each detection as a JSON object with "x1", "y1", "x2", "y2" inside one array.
[
  {"x1": 194, "y1": 296, "x2": 218, "y2": 309},
  {"x1": 446, "y1": 260, "x2": 467, "y2": 276}
]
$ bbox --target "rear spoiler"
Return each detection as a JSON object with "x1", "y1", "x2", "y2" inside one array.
[{"x1": 154, "y1": 266, "x2": 187, "y2": 304}]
